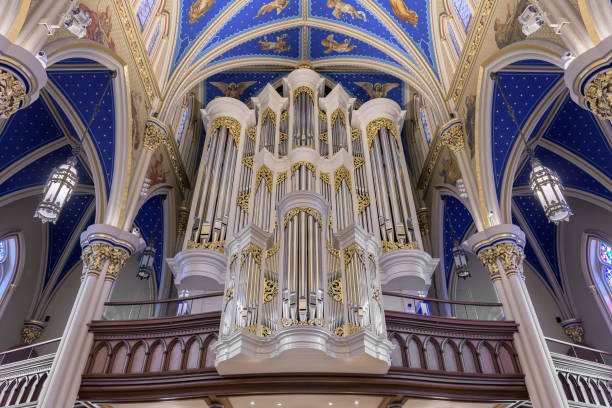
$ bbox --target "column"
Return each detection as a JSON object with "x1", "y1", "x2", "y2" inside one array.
[
  {"x1": 37, "y1": 224, "x2": 143, "y2": 408},
  {"x1": 467, "y1": 224, "x2": 568, "y2": 408}
]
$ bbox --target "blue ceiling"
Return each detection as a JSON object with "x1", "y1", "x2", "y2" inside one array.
[
  {"x1": 134, "y1": 195, "x2": 165, "y2": 286},
  {"x1": 442, "y1": 195, "x2": 473, "y2": 283},
  {"x1": 171, "y1": 0, "x2": 433, "y2": 76},
  {"x1": 203, "y1": 70, "x2": 404, "y2": 107}
]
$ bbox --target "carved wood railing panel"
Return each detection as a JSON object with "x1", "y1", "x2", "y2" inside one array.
[
  {"x1": 0, "y1": 355, "x2": 53, "y2": 407},
  {"x1": 552, "y1": 353, "x2": 612, "y2": 406},
  {"x1": 80, "y1": 310, "x2": 528, "y2": 402}
]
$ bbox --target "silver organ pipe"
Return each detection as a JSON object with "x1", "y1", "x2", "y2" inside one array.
[{"x1": 196, "y1": 70, "x2": 422, "y2": 352}]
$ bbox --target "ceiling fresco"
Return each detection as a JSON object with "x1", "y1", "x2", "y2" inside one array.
[{"x1": 172, "y1": 0, "x2": 434, "y2": 78}]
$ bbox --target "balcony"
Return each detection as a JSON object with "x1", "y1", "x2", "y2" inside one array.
[{"x1": 76, "y1": 292, "x2": 528, "y2": 404}]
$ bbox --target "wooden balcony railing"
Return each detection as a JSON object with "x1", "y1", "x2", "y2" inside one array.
[
  {"x1": 0, "y1": 338, "x2": 60, "y2": 407},
  {"x1": 79, "y1": 295, "x2": 527, "y2": 403}
]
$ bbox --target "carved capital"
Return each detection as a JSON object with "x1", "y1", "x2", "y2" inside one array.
[
  {"x1": 417, "y1": 207, "x2": 430, "y2": 236},
  {"x1": 562, "y1": 319, "x2": 585, "y2": 344},
  {"x1": 477, "y1": 241, "x2": 525, "y2": 280},
  {"x1": 143, "y1": 121, "x2": 165, "y2": 151},
  {"x1": 176, "y1": 206, "x2": 189, "y2": 236},
  {"x1": 81, "y1": 242, "x2": 130, "y2": 281},
  {"x1": 477, "y1": 246, "x2": 501, "y2": 280},
  {"x1": 440, "y1": 121, "x2": 465, "y2": 153},
  {"x1": 21, "y1": 320, "x2": 45, "y2": 345},
  {"x1": 0, "y1": 69, "x2": 26, "y2": 119},
  {"x1": 584, "y1": 69, "x2": 612, "y2": 119}
]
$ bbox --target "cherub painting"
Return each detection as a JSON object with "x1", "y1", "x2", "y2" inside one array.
[
  {"x1": 321, "y1": 34, "x2": 356, "y2": 54},
  {"x1": 354, "y1": 82, "x2": 399, "y2": 99},
  {"x1": 440, "y1": 153, "x2": 461, "y2": 185},
  {"x1": 79, "y1": 2, "x2": 115, "y2": 51},
  {"x1": 189, "y1": 0, "x2": 215, "y2": 24},
  {"x1": 389, "y1": 0, "x2": 418, "y2": 27},
  {"x1": 326, "y1": 0, "x2": 366, "y2": 21},
  {"x1": 210, "y1": 81, "x2": 256, "y2": 99},
  {"x1": 494, "y1": 0, "x2": 529, "y2": 49},
  {"x1": 259, "y1": 34, "x2": 291, "y2": 53},
  {"x1": 147, "y1": 153, "x2": 167, "y2": 187},
  {"x1": 255, "y1": 0, "x2": 290, "y2": 18}
]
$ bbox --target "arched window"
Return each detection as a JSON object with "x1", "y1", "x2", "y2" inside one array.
[
  {"x1": 148, "y1": 20, "x2": 161, "y2": 55},
  {"x1": 585, "y1": 235, "x2": 612, "y2": 329},
  {"x1": 0, "y1": 235, "x2": 21, "y2": 318},
  {"x1": 599, "y1": 242, "x2": 612, "y2": 288},
  {"x1": 136, "y1": 0, "x2": 157, "y2": 31},
  {"x1": 453, "y1": 0, "x2": 472, "y2": 31},
  {"x1": 177, "y1": 107, "x2": 189, "y2": 146}
]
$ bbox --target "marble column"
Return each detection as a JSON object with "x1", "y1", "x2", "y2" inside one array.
[
  {"x1": 467, "y1": 224, "x2": 568, "y2": 408},
  {"x1": 37, "y1": 224, "x2": 144, "y2": 408}
]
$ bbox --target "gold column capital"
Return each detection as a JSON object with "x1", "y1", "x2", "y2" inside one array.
[
  {"x1": 561, "y1": 319, "x2": 585, "y2": 344},
  {"x1": 81, "y1": 241, "x2": 130, "y2": 281},
  {"x1": 440, "y1": 119, "x2": 465, "y2": 153},
  {"x1": 0, "y1": 69, "x2": 26, "y2": 119},
  {"x1": 476, "y1": 241, "x2": 525, "y2": 281},
  {"x1": 21, "y1": 320, "x2": 45, "y2": 345},
  {"x1": 584, "y1": 69, "x2": 612, "y2": 119},
  {"x1": 477, "y1": 246, "x2": 501, "y2": 280}
]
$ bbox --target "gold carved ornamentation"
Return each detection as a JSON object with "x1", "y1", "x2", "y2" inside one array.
[
  {"x1": 279, "y1": 131, "x2": 289, "y2": 142},
  {"x1": 351, "y1": 127, "x2": 361, "y2": 141},
  {"x1": 237, "y1": 192, "x2": 250, "y2": 213},
  {"x1": 328, "y1": 279, "x2": 343, "y2": 303},
  {"x1": 451, "y1": 0, "x2": 495, "y2": 103},
  {"x1": 242, "y1": 155, "x2": 254, "y2": 168},
  {"x1": 318, "y1": 109, "x2": 327, "y2": 122},
  {"x1": 353, "y1": 156, "x2": 365, "y2": 169},
  {"x1": 417, "y1": 207, "x2": 430, "y2": 236},
  {"x1": 334, "y1": 324, "x2": 361, "y2": 337},
  {"x1": 241, "y1": 243, "x2": 263, "y2": 267},
  {"x1": 334, "y1": 166, "x2": 352, "y2": 193},
  {"x1": 176, "y1": 206, "x2": 189, "y2": 236},
  {"x1": 584, "y1": 69, "x2": 612, "y2": 119},
  {"x1": 320, "y1": 172, "x2": 330, "y2": 184},
  {"x1": 281, "y1": 317, "x2": 326, "y2": 328},
  {"x1": 143, "y1": 121, "x2": 164, "y2": 151},
  {"x1": 244, "y1": 324, "x2": 271, "y2": 337},
  {"x1": 366, "y1": 118, "x2": 399, "y2": 150},
  {"x1": 265, "y1": 241, "x2": 280, "y2": 258},
  {"x1": 495, "y1": 242, "x2": 524, "y2": 277},
  {"x1": 255, "y1": 165, "x2": 273, "y2": 193},
  {"x1": 440, "y1": 122, "x2": 465, "y2": 152},
  {"x1": 81, "y1": 242, "x2": 130, "y2": 281},
  {"x1": 225, "y1": 288, "x2": 234, "y2": 302},
  {"x1": 356, "y1": 194, "x2": 370, "y2": 213},
  {"x1": 291, "y1": 161, "x2": 316, "y2": 175},
  {"x1": 0, "y1": 69, "x2": 25, "y2": 119},
  {"x1": 283, "y1": 207, "x2": 323, "y2": 228},
  {"x1": 187, "y1": 240, "x2": 225, "y2": 253},
  {"x1": 263, "y1": 278, "x2": 279, "y2": 303},
  {"x1": 246, "y1": 126, "x2": 257, "y2": 141},
  {"x1": 330, "y1": 108, "x2": 346, "y2": 128},
  {"x1": 372, "y1": 288, "x2": 382, "y2": 304},
  {"x1": 335, "y1": 325, "x2": 345, "y2": 337},
  {"x1": 477, "y1": 246, "x2": 500, "y2": 280},
  {"x1": 381, "y1": 240, "x2": 419, "y2": 254},
  {"x1": 262, "y1": 107, "x2": 277, "y2": 125},
  {"x1": 319, "y1": 131, "x2": 328, "y2": 143},
  {"x1": 343, "y1": 243, "x2": 363, "y2": 265},
  {"x1": 20, "y1": 321, "x2": 44, "y2": 345},
  {"x1": 276, "y1": 171, "x2": 287, "y2": 184},
  {"x1": 326, "y1": 240, "x2": 340, "y2": 258},
  {"x1": 115, "y1": 0, "x2": 156, "y2": 100},
  {"x1": 280, "y1": 110, "x2": 289, "y2": 122},
  {"x1": 211, "y1": 116, "x2": 241, "y2": 147},
  {"x1": 562, "y1": 321, "x2": 585, "y2": 344},
  {"x1": 293, "y1": 86, "x2": 314, "y2": 102}
]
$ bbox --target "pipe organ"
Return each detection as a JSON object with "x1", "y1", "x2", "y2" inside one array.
[{"x1": 184, "y1": 69, "x2": 428, "y2": 375}]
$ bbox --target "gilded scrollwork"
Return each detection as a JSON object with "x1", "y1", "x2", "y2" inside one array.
[
  {"x1": 353, "y1": 156, "x2": 365, "y2": 169},
  {"x1": 381, "y1": 240, "x2": 419, "y2": 254},
  {"x1": 211, "y1": 116, "x2": 241, "y2": 147},
  {"x1": 293, "y1": 86, "x2": 314, "y2": 102},
  {"x1": 81, "y1": 242, "x2": 130, "y2": 281},
  {"x1": 327, "y1": 279, "x2": 343, "y2": 303},
  {"x1": 356, "y1": 193, "x2": 370, "y2": 213},
  {"x1": 477, "y1": 246, "x2": 501, "y2": 280},
  {"x1": 265, "y1": 241, "x2": 280, "y2": 258},
  {"x1": 246, "y1": 126, "x2": 257, "y2": 141},
  {"x1": 291, "y1": 161, "x2": 316, "y2": 175},
  {"x1": 351, "y1": 127, "x2": 361, "y2": 141},
  {"x1": 366, "y1": 118, "x2": 399, "y2": 150},
  {"x1": 334, "y1": 166, "x2": 352, "y2": 193},
  {"x1": 440, "y1": 122, "x2": 465, "y2": 153},
  {"x1": 319, "y1": 131, "x2": 328, "y2": 143},
  {"x1": 318, "y1": 109, "x2": 327, "y2": 122},
  {"x1": 241, "y1": 243, "x2": 263, "y2": 267},
  {"x1": 255, "y1": 165, "x2": 273, "y2": 193},
  {"x1": 143, "y1": 122, "x2": 164, "y2": 151},
  {"x1": 242, "y1": 155, "x2": 254, "y2": 169},
  {"x1": 0, "y1": 69, "x2": 25, "y2": 119},
  {"x1": 237, "y1": 192, "x2": 250, "y2": 213},
  {"x1": 320, "y1": 172, "x2": 330, "y2": 184},
  {"x1": 330, "y1": 108, "x2": 346, "y2": 128},
  {"x1": 262, "y1": 107, "x2": 277, "y2": 125},
  {"x1": 283, "y1": 207, "x2": 323, "y2": 228},
  {"x1": 584, "y1": 69, "x2": 612, "y2": 119},
  {"x1": 187, "y1": 240, "x2": 225, "y2": 253},
  {"x1": 263, "y1": 278, "x2": 279, "y2": 303},
  {"x1": 276, "y1": 171, "x2": 287, "y2": 184},
  {"x1": 280, "y1": 110, "x2": 289, "y2": 122},
  {"x1": 279, "y1": 131, "x2": 288, "y2": 142}
]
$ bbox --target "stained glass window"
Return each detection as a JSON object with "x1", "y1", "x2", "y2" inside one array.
[
  {"x1": 447, "y1": 22, "x2": 462, "y2": 58},
  {"x1": 0, "y1": 240, "x2": 6, "y2": 263},
  {"x1": 177, "y1": 107, "x2": 189, "y2": 146},
  {"x1": 419, "y1": 106, "x2": 432, "y2": 145},
  {"x1": 148, "y1": 20, "x2": 161, "y2": 55},
  {"x1": 137, "y1": 0, "x2": 156, "y2": 31},
  {"x1": 605, "y1": 266, "x2": 612, "y2": 288},
  {"x1": 600, "y1": 242, "x2": 612, "y2": 265},
  {"x1": 453, "y1": 0, "x2": 472, "y2": 31}
]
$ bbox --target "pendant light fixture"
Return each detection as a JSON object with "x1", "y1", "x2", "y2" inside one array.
[
  {"x1": 444, "y1": 197, "x2": 471, "y2": 279},
  {"x1": 34, "y1": 71, "x2": 116, "y2": 223},
  {"x1": 491, "y1": 72, "x2": 572, "y2": 223},
  {"x1": 137, "y1": 196, "x2": 164, "y2": 280}
]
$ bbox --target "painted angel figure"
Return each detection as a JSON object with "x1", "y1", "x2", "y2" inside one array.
[
  {"x1": 189, "y1": 0, "x2": 215, "y2": 24},
  {"x1": 354, "y1": 82, "x2": 399, "y2": 99},
  {"x1": 259, "y1": 34, "x2": 291, "y2": 53},
  {"x1": 326, "y1": 0, "x2": 366, "y2": 21},
  {"x1": 321, "y1": 34, "x2": 357, "y2": 54},
  {"x1": 255, "y1": 0, "x2": 290, "y2": 18},
  {"x1": 389, "y1": 0, "x2": 418, "y2": 26},
  {"x1": 210, "y1": 81, "x2": 256, "y2": 99}
]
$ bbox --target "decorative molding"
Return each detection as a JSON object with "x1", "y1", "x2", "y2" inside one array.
[
  {"x1": 584, "y1": 69, "x2": 612, "y2": 119},
  {"x1": 440, "y1": 121, "x2": 465, "y2": 153},
  {"x1": 0, "y1": 68, "x2": 25, "y2": 119},
  {"x1": 334, "y1": 166, "x2": 352, "y2": 193},
  {"x1": 366, "y1": 118, "x2": 399, "y2": 150},
  {"x1": 283, "y1": 207, "x2": 323, "y2": 228},
  {"x1": 186, "y1": 240, "x2": 225, "y2": 253}
]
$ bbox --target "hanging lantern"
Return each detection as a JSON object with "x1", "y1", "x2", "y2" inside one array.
[
  {"x1": 452, "y1": 245, "x2": 471, "y2": 279},
  {"x1": 137, "y1": 245, "x2": 156, "y2": 280},
  {"x1": 34, "y1": 157, "x2": 78, "y2": 223},
  {"x1": 529, "y1": 158, "x2": 572, "y2": 223}
]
